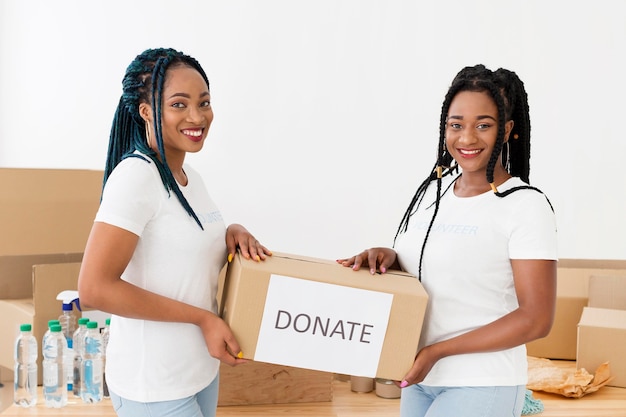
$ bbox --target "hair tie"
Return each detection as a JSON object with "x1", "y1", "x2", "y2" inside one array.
[{"x1": 490, "y1": 183, "x2": 498, "y2": 193}]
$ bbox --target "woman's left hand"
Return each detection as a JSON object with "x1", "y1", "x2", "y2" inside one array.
[
  {"x1": 226, "y1": 223, "x2": 272, "y2": 262},
  {"x1": 398, "y1": 344, "x2": 439, "y2": 388}
]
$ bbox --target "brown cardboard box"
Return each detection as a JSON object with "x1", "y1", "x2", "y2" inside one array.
[
  {"x1": 220, "y1": 252, "x2": 428, "y2": 381},
  {"x1": 0, "y1": 263, "x2": 83, "y2": 384},
  {"x1": 526, "y1": 262, "x2": 626, "y2": 360},
  {"x1": 0, "y1": 168, "x2": 102, "y2": 382},
  {"x1": 577, "y1": 306, "x2": 626, "y2": 388},
  {"x1": 588, "y1": 275, "x2": 626, "y2": 310},
  {"x1": 217, "y1": 361, "x2": 333, "y2": 406}
]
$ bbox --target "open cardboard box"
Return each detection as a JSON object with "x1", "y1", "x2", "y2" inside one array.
[
  {"x1": 526, "y1": 259, "x2": 626, "y2": 360},
  {"x1": 220, "y1": 252, "x2": 428, "y2": 381},
  {"x1": 577, "y1": 275, "x2": 626, "y2": 388},
  {"x1": 0, "y1": 168, "x2": 102, "y2": 383}
]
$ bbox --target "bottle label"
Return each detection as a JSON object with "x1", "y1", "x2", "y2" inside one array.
[{"x1": 43, "y1": 363, "x2": 58, "y2": 387}]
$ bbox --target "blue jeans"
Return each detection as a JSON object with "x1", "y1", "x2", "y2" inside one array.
[
  {"x1": 400, "y1": 384, "x2": 525, "y2": 417},
  {"x1": 110, "y1": 374, "x2": 219, "y2": 417}
]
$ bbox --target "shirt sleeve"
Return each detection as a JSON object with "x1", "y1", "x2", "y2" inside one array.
[
  {"x1": 508, "y1": 190, "x2": 558, "y2": 260},
  {"x1": 95, "y1": 157, "x2": 162, "y2": 236}
]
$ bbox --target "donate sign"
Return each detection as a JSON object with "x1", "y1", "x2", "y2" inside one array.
[{"x1": 254, "y1": 274, "x2": 393, "y2": 377}]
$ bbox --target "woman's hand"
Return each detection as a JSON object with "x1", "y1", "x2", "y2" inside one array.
[
  {"x1": 398, "y1": 344, "x2": 440, "y2": 388},
  {"x1": 226, "y1": 223, "x2": 272, "y2": 262},
  {"x1": 336, "y1": 247, "x2": 400, "y2": 274},
  {"x1": 198, "y1": 311, "x2": 248, "y2": 366}
]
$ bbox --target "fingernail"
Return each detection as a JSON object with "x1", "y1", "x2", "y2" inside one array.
[
  {"x1": 400, "y1": 380, "x2": 408, "y2": 388},
  {"x1": 381, "y1": 267, "x2": 387, "y2": 273},
  {"x1": 370, "y1": 268, "x2": 375, "y2": 275},
  {"x1": 256, "y1": 255, "x2": 261, "y2": 262},
  {"x1": 237, "y1": 351, "x2": 244, "y2": 359},
  {"x1": 352, "y1": 265, "x2": 358, "y2": 270},
  {"x1": 228, "y1": 253, "x2": 233, "y2": 263}
]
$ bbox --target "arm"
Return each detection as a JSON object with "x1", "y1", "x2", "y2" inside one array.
[
  {"x1": 77, "y1": 221, "x2": 246, "y2": 365},
  {"x1": 400, "y1": 259, "x2": 556, "y2": 386}
]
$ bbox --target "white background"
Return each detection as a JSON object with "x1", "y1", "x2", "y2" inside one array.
[{"x1": 1, "y1": 1, "x2": 625, "y2": 261}]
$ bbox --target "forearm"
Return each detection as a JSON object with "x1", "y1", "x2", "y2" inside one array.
[
  {"x1": 80, "y1": 276, "x2": 214, "y2": 326},
  {"x1": 427, "y1": 307, "x2": 552, "y2": 360}
]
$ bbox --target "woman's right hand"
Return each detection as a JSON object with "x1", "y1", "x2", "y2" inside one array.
[
  {"x1": 199, "y1": 312, "x2": 248, "y2": 366},
  {"x1": 336, "y1": 247, "x2": 399, "y2": 275}
]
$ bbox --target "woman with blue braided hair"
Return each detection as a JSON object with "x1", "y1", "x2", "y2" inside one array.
[
  {"x1": 78, "y1": 48, "x2": 271, "y2": 417},
  {"x1": 338, "y1": 65, "x2": 557, "y2": 417}
]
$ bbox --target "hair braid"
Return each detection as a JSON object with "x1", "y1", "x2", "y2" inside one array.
[{"x1": 103, "y1": 47, "x2": 210, "y2": 229}]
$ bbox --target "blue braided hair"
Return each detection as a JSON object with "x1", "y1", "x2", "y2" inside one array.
[{"x1": 104, "y1": 48, "x2": 210, "y2": 229}]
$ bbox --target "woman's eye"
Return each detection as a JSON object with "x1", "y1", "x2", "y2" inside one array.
[
  {"x1": 201, "y1": 100, "x2": 211, "y2": 107},
  {"x1": 171, "y1": 102, "x2": 186, "y2": 109},
  {"x1": 477, "y1": 123, "x2": 491, "y2": 130},
  {"x1": 449, "y1": 123, "x2": 462, "y2": 129}
]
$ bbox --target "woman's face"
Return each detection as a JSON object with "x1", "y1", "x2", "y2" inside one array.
[
  {"x1": 142, "y1": 65, "x2": 213, "y2": 160},
  {"x1": 445, "y1": 90, "x2": 512, "y2": 177}
]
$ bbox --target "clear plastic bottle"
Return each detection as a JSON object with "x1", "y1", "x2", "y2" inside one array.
[
  {"x1": 58, "y1": 302, "x2": 77, "y2": 392},
  {"x1": 43, "y1": 324, "x2": 68, "y2": 408},
  {"x1": 72, "y1": 317, "x2": 89, "y2": 397},
  {"x1": 81, "y1": 321, "x2": 103, "y2": 403},
  {"x1": 13, "y1": 323, "x2": 38, "y2": 407},
  {"x1": 101, "y1": 318, "x2": 111, "y2": 398},
  {"x1": 42, "y1": 320, "x2": 61, "y2": 354}
]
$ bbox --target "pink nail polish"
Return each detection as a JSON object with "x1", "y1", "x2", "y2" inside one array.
[{"x1": 400, "y1": 380, "x2": 408, "y2": 388}]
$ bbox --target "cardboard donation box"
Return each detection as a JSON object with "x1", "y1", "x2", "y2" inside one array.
[
  {"x1": 220, "y1": 252, "x2": 428, "y2": 381},
  {"x1": 576, "y1": 275, "x2": 626, "y2": 388},
  {"x1": 0, "y1": 168, "x2": 102, "y2": 382},
  {"x1": 527, "y1": 261, "x2": 626, "y2": 360}
]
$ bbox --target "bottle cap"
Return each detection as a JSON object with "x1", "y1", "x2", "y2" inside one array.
[
  {"x1": 48, "y1": 319, "x2": 61, "y2": 327},
  {"x1": 50, "y1": 324, "x2": 62, "y2": 333},
  {"x1": 62, "y1": 303, "x2": 73, "y2": 311},
  {"x1": 20, "y1": 324, "x2": 32, "y2": 332},
  {"x1": 86, "y1": 321, "x2": 98, "y2": 329},
  {"x1": 106, "y1": 318, "x2": 111, "y2": 326},
  {"x1": 78, "y1": 318, "x2": 90, "y2": 325}
]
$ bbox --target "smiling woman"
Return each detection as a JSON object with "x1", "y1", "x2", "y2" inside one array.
[
  {"x1": 76, "y1": 48, "x2": 272, "y2": 417},
  {"x1": 337, "y1": 65, "x2": 558, "y2": 417}
]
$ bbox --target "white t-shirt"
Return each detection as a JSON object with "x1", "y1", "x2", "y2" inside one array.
[
  {"x1": 95, "y1": 154, "x2": 227, "y2": 402},
  {"x1": 395, "y1": 175, "x2": 557, "y2": 387}
]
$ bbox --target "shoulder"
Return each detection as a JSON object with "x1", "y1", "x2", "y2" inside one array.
[{"x1": 106, "y1": 153, "x2": 162, "y2": 193}]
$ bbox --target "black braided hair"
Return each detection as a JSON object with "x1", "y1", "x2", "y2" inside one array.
[
  {"x1": 394, "y1": 64, "x2": 552, "y2": 280},
  {"x1": 104, "y1": 48, "x2": 211, "y2": 229}
]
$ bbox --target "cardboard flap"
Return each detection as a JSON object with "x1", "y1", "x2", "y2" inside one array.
[
  {"x1": 588, "y1": 275, "x2": 626, "y2": 310},
  {"x1": 32, "y1": 262, "x2": 82, "y2": 314}
]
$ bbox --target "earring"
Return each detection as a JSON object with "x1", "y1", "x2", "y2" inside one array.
[{"x1": 145, "y1": 123, "x2": 152, "y2": 147}]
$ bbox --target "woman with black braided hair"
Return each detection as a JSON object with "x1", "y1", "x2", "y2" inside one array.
[
  {"x1": 78, "y1": 48, "x2": 271, "y2": 417},
  {"x1": 338, "y1": 65, "x2": 557, "y2": 417}
]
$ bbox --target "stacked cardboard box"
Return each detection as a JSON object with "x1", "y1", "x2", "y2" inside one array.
[
  {"x1": 0, "y1": 168, "x2": 102, "y2": 383},
  {"x1": 526, "y1": 259, "x2": 626, "y2": 360},
  {"x1": 577, "y1": 275, "x2": 626, "y2": 388}
]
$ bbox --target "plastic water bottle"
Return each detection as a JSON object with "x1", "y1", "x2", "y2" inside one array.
[
  {"x1": 81, "y1": 321, "x2": 103, "y2": 403},
  {"x1": 101, "y1": 318, "x2": 111, "y2": 398},
  {"x1": 42, "y1": 320, "x2": 61, "y2": 354},
  {"x1": 13, "y1": 324, "x2": 38, "y2": 407},
  {"x1": 43, "y1": 324, "x2": 67, "y2": 408},
  {"x1": 72, "y1": 317, "x2": 89, "y2": 397},
  {"x1": 58, "y1": 302, "x2": 77, "y2": 392}
]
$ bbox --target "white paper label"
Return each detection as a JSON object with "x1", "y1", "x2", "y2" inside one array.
[{"x1": 254, "y1": 274, "x2": 393, "y2": 377}]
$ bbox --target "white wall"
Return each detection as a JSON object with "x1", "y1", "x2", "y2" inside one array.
[{"x1": 1, "y1": 1, "x2": 625, "y2": 260}]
